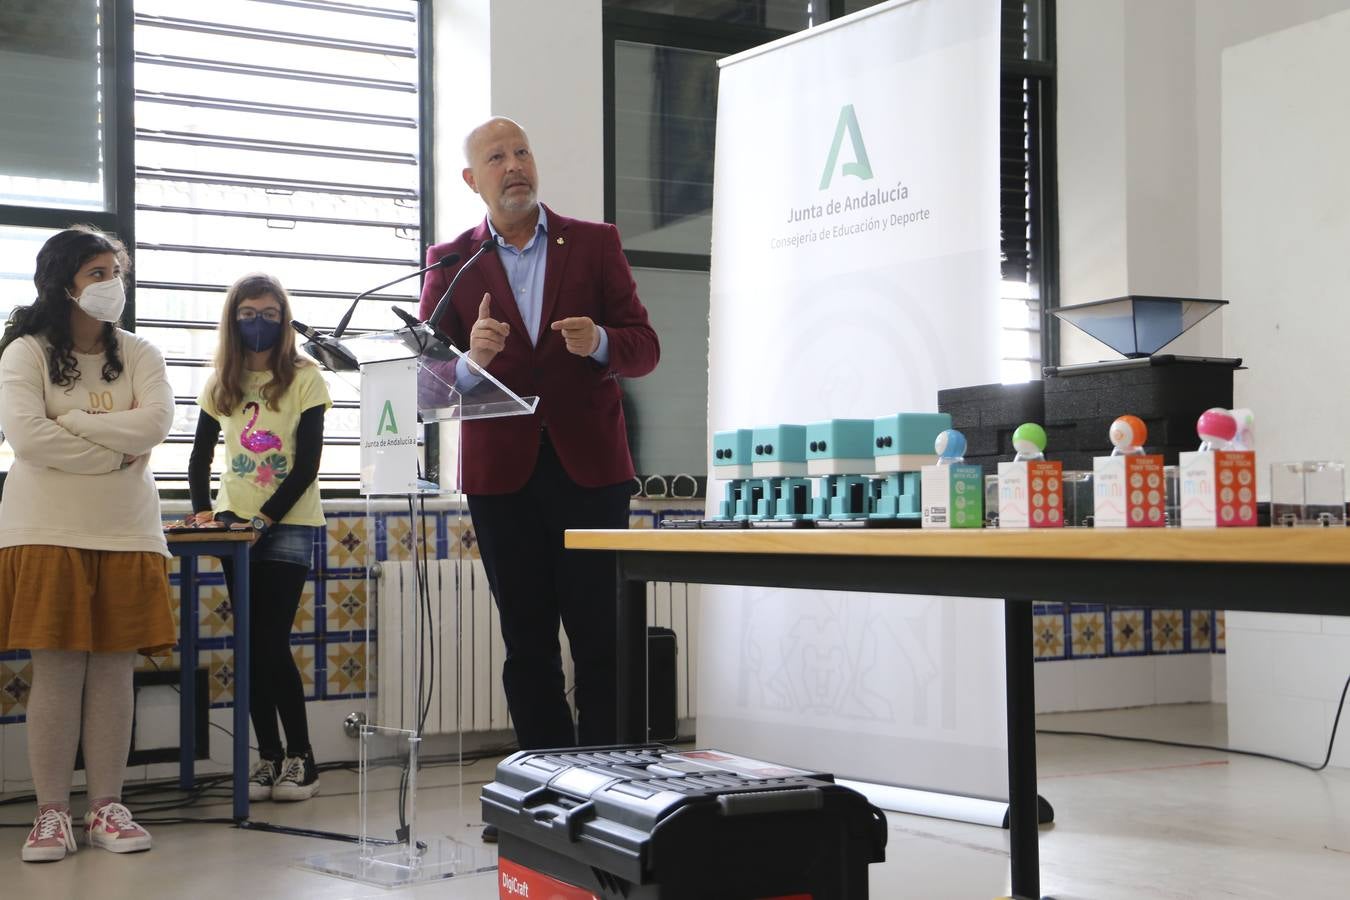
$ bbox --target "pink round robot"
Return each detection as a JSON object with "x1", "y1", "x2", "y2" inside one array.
[{"x1": 1196, "y1": 408, "x2": 1237, "y2": 452}]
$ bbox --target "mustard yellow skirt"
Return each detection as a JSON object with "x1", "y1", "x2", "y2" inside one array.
[{"x1": 0, "y1": 546, "x2": 176, "y2": 656}]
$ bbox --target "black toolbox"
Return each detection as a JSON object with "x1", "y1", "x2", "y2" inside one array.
[{"x1": 482, "y1": 745, "x2": 887, "y2": 899}]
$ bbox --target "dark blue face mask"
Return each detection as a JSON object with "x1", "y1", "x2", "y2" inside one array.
[{"x1": 238, "y1": 317, "x2": 282, "y2": 352}]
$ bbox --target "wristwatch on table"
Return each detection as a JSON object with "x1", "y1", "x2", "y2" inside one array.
[{"x1": 250, "y1": 515, "x2": 270, "y2": 536}]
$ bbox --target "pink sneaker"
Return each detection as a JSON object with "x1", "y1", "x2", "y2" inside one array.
[
  {"x1": 84, "y1": 802, "x2": 152, "y2": 853},
  {"x1": 22, "y1": 807, "x2": 77, "y2": 862}
]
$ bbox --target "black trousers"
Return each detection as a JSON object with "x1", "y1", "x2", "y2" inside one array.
[
  {"x1": 224, "y1": 560, "x2": 311, "y2": 759},
  {"x1": 467, "y1": 434, "x2": 632, "y2": 750}
]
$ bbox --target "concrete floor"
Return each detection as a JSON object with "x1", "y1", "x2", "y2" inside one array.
[{"x1": 2, "y1": 703, "x2": 1349, "y2": 899}]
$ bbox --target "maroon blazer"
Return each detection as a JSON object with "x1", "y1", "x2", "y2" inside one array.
[{"x1": 418, "y1": 206, "x2": 660, "y2": 495}]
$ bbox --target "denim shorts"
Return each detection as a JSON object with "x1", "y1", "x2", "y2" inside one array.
[{"x1": 217, "y1": 513, "x2": 317, "y2": 569}]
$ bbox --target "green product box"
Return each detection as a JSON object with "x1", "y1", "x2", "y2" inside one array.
[{"x1": 921, "y1": 463, "x2": 984, "y2": 529}]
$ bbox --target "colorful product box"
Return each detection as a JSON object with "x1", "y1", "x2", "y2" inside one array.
[
  {"x1": 1179, "y1": 450, "x2": 1257, "y2": 527},
  {"x1": 1092, "y1": 454, "x2": 1166, "y2": 527},
  {"x1": 997, "y1": 460, "x2": 1064, "y2": 528},
  {"x1": 921, "y1": 464, "x2": 984, "y2": 528}
]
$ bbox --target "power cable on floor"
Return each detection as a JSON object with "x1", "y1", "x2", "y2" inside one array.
[{"x1": 1038, "y1": 672, "x2": 1350, "y2": 773}]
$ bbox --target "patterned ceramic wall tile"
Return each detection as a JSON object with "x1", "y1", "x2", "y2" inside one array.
[
  {"x1": 207, "y1": 650, "x2": 235, "y2": 705},
  {"x1": 199, "y1": 584, "x2": 235, "y2": 639},
  {"x1": 380, "y1": 514, "x2": 437, "y2": 563},
  {"x1": 1033, "y1": 613, "x2": 1067, "y2": 659},
  {"x1": 630, "y1": 511, "x2": 657, "y2": 529},
  {"x1": 170, "y1": 554, "x2": 222, "y2": 576},
  {"x1": 0, "y1": 659, "x2": 33, "y2": 718},
  {"x1": 1151, "y1": 609, "x2": 1185, "y2": 653},
  {"x1": 168, "y1": 578, "x2": 183, "y2": 633},
  {"x1": 292, "y1": 643, "x2": 318, "y2": 701},
  {"x1": 326, "y1": 515, "x2": 369, "y2": 571},
  {"x1": 326, "y1": 641, "x2": 367, "y2": 698},
  {"x1": 1069, "y1": 611, "x2": 1108, "y2": 658},
  {"x1": 1215, "y1": 610, "x2": 1226, "y2": 652},
  {"x1": 136, "y1": 650, "x2": 181, "y2": 675},
  {"x1": 1189, "y1": 610, "x2": 1214, "y2": 652},
  {"x1": 444, "y1": 517, "x2": 480, "y2": 560},
  {"x1": 292, "y1": 579, "x2": 317, "y2": 636},
  {"x1": 1109, "y1": 609, "x2": 1146, "y2": 655},
  {"x1": 326, "y1": 578, "x2": 368, "y2": 633}
]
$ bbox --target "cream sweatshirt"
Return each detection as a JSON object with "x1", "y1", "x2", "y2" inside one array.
[{"x1": 0, "y1": 331, "x2": 174, "y2": 556}]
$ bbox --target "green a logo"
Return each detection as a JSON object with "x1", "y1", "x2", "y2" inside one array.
[
  {"x1": 819, "y1": 104, "x2": 874, "y2": 190},
  {"x1": 377, "y1": 400, "x2": 399, "y2": 435}
]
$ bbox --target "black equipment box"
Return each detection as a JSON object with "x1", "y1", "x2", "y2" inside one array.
[
  {"x1": 483, "y1": 745, "x2": 887, "y2": 900},
  {"x1": 646, "y1": 627, "x2": 679, "y2": 742},
  {"x1": 938, "y1": 356, "x2": 1240, "y2": 471}
]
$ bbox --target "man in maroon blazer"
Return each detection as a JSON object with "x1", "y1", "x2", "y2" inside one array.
[{"x1": 418, "y1": 118, "x2": 659, "y2": 764}]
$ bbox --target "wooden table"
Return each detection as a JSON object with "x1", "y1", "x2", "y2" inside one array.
[
  {"x1": 565, "y1": 526, "x2": 1350, "y2": 900},
  {"x1": 167, "y1": 529, "x2": 253, "y2": 821}
]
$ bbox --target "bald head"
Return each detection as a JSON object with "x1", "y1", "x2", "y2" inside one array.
[
  {"x1": 462, "y1": 116, "x2": 540, "y2": 227},
  {"x1": 463, "y1": 117, "x2": 528, "y2": 166}
]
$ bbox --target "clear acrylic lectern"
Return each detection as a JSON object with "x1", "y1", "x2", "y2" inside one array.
[{"x1": 299, "y1": 323, "x2": 536, "y2": 887}]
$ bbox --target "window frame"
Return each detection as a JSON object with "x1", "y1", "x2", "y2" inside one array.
[
  {"x1": 602, "y1": 8, "x2": 791, "y2": 275},
  {"x1": 0, "y1": 0, "x2": 133, "y2": 269},
  {"x1": 3, "y1": 0, "x2": 434, "y2": 500},
  {"x1": 130, "y1": 0, "x2": 433, "y2": 498}
]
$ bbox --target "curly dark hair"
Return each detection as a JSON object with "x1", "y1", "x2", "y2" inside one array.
[{"x1": 0, "y1": 225, "x2": 128, "y2": 387}]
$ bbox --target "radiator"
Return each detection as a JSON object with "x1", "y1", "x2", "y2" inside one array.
[{"x1": 374, "y1": 559, "x2": 698, "y2": 737}]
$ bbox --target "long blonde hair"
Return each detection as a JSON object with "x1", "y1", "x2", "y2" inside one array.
[{"x1": 210, "y1": 273, "x2": 307, "y2": 415}]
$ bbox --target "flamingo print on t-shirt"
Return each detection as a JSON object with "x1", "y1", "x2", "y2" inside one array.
[
  {"x1": 240, "y1": 402, "x2": 283, "y2": 452},
  {"x1": 231, "y1": 401, "x2": 289, "y2": 488}
]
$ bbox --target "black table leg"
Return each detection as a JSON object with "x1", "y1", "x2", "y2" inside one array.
[
  {"x1": 615, "y1": 559, "x2": 648, "y2": 744},
  {"x1": 1005, "y1": 598, "x2": 1040, "y2": 899}
]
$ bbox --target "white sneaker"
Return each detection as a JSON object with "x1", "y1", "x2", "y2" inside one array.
[
  {"x1": 22, "y1": 808, "x2": 77, "y2": 862},
  {"x1": 84, "y1": 802, "x2": 152, "y2": 853},
  {"x1": 271, "y1": 753, "x2": 320, "y2": 802},
  {"x1": 248, "y1": 757, "x2": 280, "y2": 802}
]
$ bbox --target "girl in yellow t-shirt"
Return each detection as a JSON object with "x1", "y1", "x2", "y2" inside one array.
[{"x1": 187, "y1": 273, "x2": 331, "y2": 802}]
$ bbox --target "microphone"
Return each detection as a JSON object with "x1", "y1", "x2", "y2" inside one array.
[
  {"x1": 390, "y1": 306, "x2": 421, "y2": 330},
  {"x1": 426, "y1": 238, "x2": 498, "y2": 343},
  {"x1": 331, "y1": 253, "x2": 461, "y2": 340},
  {"x1": 292, "y1": 319, "x2": 359, "y2": 372}
]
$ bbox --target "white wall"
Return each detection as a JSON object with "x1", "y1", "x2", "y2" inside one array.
[
  {"x1": 1221, "y1": 5, "x2": 1350, "y2": 768},
  {"x1": 1193, "y1": 0, "x2": 1350, "y2": 302},
  {"x1": 1056, "y1": 0, "x2": 1210, "y2": 365},
  {"x1": 431, "y1": 0, "x2": 603, "y2": 240}
]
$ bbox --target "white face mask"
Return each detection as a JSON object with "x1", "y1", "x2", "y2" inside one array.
[{"x1": 69, "y1": 278, "x2": 126, "y2": 323}]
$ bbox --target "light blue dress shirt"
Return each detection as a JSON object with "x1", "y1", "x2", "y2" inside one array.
[{"x1": 455, "y1": 207, "x2": 610, "y2": 389}]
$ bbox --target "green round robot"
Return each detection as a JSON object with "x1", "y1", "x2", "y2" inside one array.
[{"x1": 1011, "y1": 422, "x2": 1047, "y2": 461}]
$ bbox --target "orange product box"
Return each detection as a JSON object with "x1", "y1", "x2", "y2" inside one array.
[
  {"x1": 1178, "y1": 450, "x2": 1257, "y2": 527},
  {"x1": 997, "y1": 459, "x2": 1064, "y2": 528},
  {"x1": 1092, "y1": 453, "x2": 1166, "y2": 527}
]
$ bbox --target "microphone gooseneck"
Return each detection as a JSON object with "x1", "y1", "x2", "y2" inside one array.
[
  {"x1": 426, "y1": 238, "x2": 498, "y2": 344},
  {"x1": 331, "y1": 252, "x2": 461, "y2": 340}
]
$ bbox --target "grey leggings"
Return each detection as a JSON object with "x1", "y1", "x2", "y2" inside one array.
[{"x1": 26, "y1": 649, "x2": 135, "y2": 809}]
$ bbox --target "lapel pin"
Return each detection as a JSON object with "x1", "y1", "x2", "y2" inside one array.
[{"x1": 556, "y1": 237, "x2": 565, "y2": 245}]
